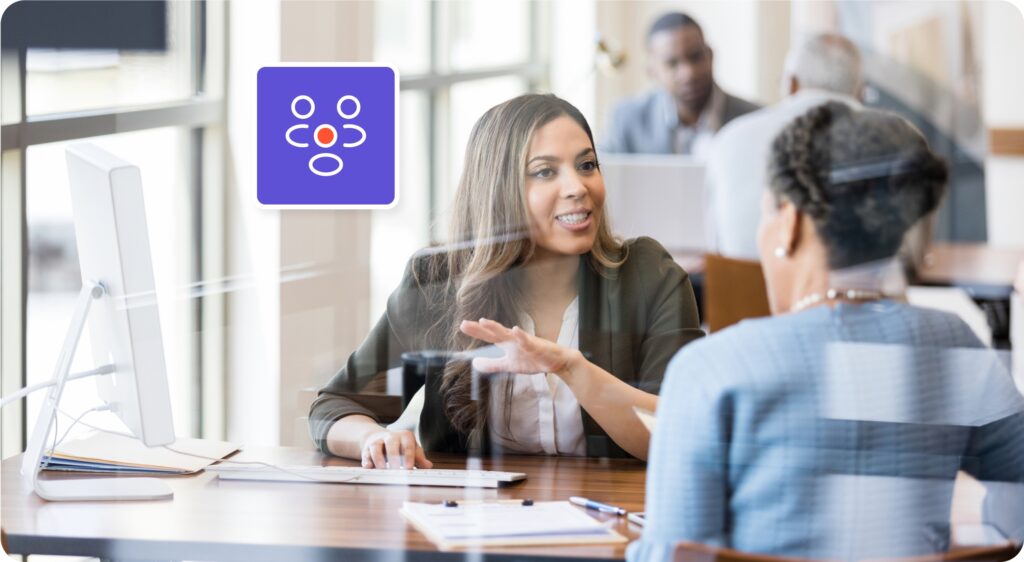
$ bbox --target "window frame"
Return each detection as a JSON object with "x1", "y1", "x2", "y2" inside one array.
[
  {"x1": 0, "y1": 0, "x2": 227, "y2": 457},
  {"x1": 397, "y1": 1, "x2": 549, "y2": 243}
]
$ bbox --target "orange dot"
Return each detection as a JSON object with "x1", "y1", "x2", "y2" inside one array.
[{"x1": 317, "y1": 127, "x2": 335, "y2": 145}]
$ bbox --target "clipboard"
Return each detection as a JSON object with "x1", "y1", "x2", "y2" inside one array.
[{"x1": 401, "y1": 500, "x2": 627, "y2": 550}]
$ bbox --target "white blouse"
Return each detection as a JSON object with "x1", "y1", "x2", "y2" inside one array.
[{"x1": 388, "y1": 297, "x2": 586, "y2": 456}]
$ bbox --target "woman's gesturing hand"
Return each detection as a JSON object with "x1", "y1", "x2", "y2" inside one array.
[
  {"x1": 459, "y1": 317, "x2": 581, "y2": 376},
  {"x1": 360, "y1": 429, "x2": 433, "y2": 469}
]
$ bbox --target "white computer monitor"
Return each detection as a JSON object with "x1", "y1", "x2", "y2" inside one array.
[
  {"x1": 65, "y1": 143, "x2": 175, "y2": 446},
  {"x1": 600, "y1": 154, "x2": 708, "y2": 253},
  {"x1": 20, "y1": 143, "x2": 175, "y2": 501}
]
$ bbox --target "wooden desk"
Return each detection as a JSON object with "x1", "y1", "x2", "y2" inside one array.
[
  {"x1": 2, "y1": 449, "x2": 999, "y2": 562},
  {"x1": 2, "y1": 448, "x2": 646, "y2": 561},
  {"x1": 918, "y1": 243, "x2": 1024, "y2": 299}
]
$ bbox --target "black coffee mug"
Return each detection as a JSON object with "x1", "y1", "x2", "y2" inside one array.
[{"x1": 400, "y1": 351, "x2": 454, "y2": 409}]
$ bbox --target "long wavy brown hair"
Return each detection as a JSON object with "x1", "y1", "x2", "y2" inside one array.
[{"x1": 421, "y1": 94, "x2": 625, "y2": 439}]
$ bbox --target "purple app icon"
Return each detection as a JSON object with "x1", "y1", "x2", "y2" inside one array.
[{"x1": 257, "y1": 64, "x2": 398, "y2": 207}]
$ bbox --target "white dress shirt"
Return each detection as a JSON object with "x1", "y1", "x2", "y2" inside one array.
[
  {"x1": 388, "y1": 297, "x2": 586, "y2": 456},
  {"x1": 660, "y1": 85, "x2": 726, "y2": 159}
]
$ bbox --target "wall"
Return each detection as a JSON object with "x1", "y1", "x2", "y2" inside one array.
[
  {"x1": 225, "y1": 0, "x2": 282, "y2": 446},
  {"x1": 983, "y1": 0, "x2": 1024, "y2": 247},
  {"x1": 277, "y1": 0, "x2": 375, "y2": 447},
  {"x1": 549, "y1": 1, "x2": 598, "y2": 128},
  {"x1": 226, "y1": 1, "x2": 375, "y2": 448}
]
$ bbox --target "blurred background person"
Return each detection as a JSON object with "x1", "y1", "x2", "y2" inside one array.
[{"x1": 601, "y1": 12, "x2": 759, "y2": 158}]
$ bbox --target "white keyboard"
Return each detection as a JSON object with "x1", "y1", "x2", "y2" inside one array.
[{"x1": 206, "y1": 464, "x2": 527, "y2": 488}]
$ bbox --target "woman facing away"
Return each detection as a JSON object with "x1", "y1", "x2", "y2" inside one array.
[
  {"x1": 309, "y1": 93, "x2": 704, "y2": 468},
  {"x1": 630, "y1": 101, "x2": 1024, "y2": 562}
]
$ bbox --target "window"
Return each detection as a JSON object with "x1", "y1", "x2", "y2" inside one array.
[
  {"x1": 370, "y1": 0, "x2": 547, "y2": 321},
  {"x1": 1, "y1": 1, "x2": 226, "y2": 457},
  {"x1": 25, "y1": 127, "x2": 198, "y2": 438}
]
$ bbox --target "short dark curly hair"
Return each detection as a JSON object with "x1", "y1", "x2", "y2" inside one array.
[{"x1": 767, "y1": 101, "x2": 948, "y2": 269}]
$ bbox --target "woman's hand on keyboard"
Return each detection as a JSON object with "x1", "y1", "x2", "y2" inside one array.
[{"x1": 360, "y1": 429, "x2": 433, "y2": 470}]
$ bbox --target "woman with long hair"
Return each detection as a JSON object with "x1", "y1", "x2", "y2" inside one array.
[{"x1": 309, "y1": 93, "x2": 704, "y2": 467}]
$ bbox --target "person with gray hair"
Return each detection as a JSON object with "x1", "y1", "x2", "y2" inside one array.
[
  {"x1": 706, "y1": 33, "x2": 863, "y2": 260},
  {"x1": 781, "y1": 33, "x2": 863, "y2": 98}
]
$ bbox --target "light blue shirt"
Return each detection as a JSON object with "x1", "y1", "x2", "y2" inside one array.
[{"x1": 629, "y1": 301, "x2": 1024, "y2": 562}]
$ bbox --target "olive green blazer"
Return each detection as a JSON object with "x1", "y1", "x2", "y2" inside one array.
[{"x1": 308, "y1": 237, "x2": 704, "y2": 458}]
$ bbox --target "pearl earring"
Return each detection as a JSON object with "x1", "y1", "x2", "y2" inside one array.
[{"x1": 774, "y1": 246, "x2": 788, "y2": 258}]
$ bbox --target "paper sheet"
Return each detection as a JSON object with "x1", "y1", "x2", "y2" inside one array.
[{"x1": 401, "y1": 500, "x2": 626, "y2": 549}]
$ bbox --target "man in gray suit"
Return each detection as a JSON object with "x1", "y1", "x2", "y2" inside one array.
[{"x1": 602, "y1": 12, "x2": 760, "y2": 157}]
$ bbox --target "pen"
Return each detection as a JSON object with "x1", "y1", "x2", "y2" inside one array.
[{"x1": 569, "y1": 496, "x2": 627, "y2": 516}]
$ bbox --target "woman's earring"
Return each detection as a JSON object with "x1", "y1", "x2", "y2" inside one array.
[{"x1": 774, "y1": 246, "x2": 788, "y2": 259}]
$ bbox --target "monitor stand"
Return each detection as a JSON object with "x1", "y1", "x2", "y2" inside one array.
[{"x1": 21, "y1": 281, "x2": 173, "y2": 502}]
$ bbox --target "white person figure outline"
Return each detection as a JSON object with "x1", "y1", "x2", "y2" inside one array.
[{"x1": 284, "y1": 94, "x2": 367, "y2": 178}]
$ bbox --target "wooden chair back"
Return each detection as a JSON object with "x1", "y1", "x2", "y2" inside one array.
[
  {"x1": 868, "y1": 543, "x2": 1022, "y2": 562},
  {"x1": 703, "y1": 254, "x2": 772, "y2": 333},
  {"x1": 673, "y1": 542, "x2": 826, "y2": 562},
  {"x1": 672, "y1": 541, "x2": 1021, "y2": 562}
]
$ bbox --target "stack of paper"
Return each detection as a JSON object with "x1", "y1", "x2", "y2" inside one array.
[
  {"x1": 401, "y1": 500, "x2": 627, "y2": 550},
  {"x1": 42, "y1": 430, "x2": 239, "y2": 474}
]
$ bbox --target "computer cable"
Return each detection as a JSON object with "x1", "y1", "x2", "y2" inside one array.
[{"x1": 0, "y1": 364, "x2": 115, "y2": 408}]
